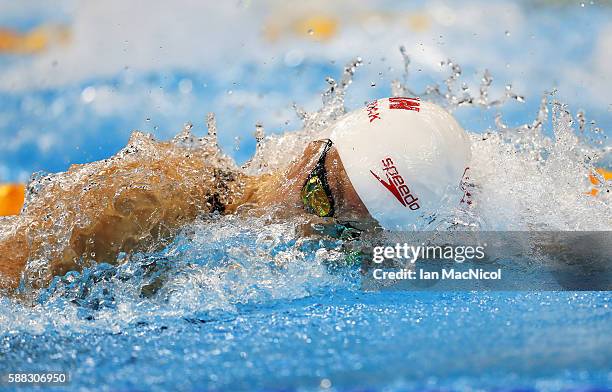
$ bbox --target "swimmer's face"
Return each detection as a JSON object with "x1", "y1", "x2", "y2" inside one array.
[{"x1": 284, "y1": 140, "x2": 377, "y2": 228}]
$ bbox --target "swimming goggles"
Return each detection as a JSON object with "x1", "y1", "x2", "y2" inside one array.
[{"x1": 301, "y1": 139, "x2": 334, "y2": 217}]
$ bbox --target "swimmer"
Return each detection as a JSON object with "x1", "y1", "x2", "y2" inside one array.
[{"x1": 0, "y1": 97, "x2": 470, "y2": 293}]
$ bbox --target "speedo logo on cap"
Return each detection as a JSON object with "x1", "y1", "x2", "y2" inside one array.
[
  {"x1": 365, "y1": 97, "x2": 420, "y2": 123},
  {"x1": 370, "y1": 157, "x2": 420, "y2": 210},
  {"x1": 388, "y1": 97, "x2": 420, "y2": 112}
]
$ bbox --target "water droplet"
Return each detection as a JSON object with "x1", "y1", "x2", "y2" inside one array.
[
  {"x1": 320, "y1": 379, "x2": 332, "y2": 389},
  {"x1": 580, "y1": 2, "x2": 585, "y2": 7},
  {"x1": 227, "y1": 90, "x2": 233, "y2": 95},
  {"x1": 178, "y1": 78, "x2": 193, "y2": 94},
  {"x1": 81, "y1": 86, "x2": 96, "y2": 103},
  {"x1": 207, "y1": 113, "x2": 217, "y2": 137},
  {"x1": 505, "y1": 30, "x2": 510, "y2": 37},
  {"x1": 370, "y1": 82, "x2": 376, "y2": 87},
  {"x1": 307, "y1": 28, "x2": 314, "y2": 35},
  {"x1": 254, "y1": 123, "x2": 265, "y2": 144}
]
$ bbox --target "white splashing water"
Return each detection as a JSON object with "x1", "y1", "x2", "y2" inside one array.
[
  {"x1": 245, "y1": 49, "x2": 609, "y2": 230},
  {"x1": 0, "y1": 48, "x2": 610, "y2": 332},
  {"x1": 1, "y1": 214, "x2": 355, "y2": 333}
]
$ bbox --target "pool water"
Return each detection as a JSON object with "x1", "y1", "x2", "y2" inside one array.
[
  {"x1": 2, "y1": 291, "x2": 611, "y2": 391},
  {"x1": 1, "y1": 214, "x2": 610, "y2": 391}
]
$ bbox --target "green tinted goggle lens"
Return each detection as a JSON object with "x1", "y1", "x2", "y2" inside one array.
[{"x1": 301, "y1": 175, "x2": 332, "y2": 217}]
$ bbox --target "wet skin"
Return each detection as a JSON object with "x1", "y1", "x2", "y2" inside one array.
[{"x1": 0, "y1": 137, "x2": 375, "y2": 294}]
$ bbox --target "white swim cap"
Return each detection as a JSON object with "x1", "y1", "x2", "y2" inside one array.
[{"x1": 328, "y1": 97, "x2": 471, "y2": 230}]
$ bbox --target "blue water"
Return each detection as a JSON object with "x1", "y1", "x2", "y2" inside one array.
[
  {"x1": 2, "y1": 290, "x2": 611, "y2": 391},
  {"x1": 2, "y1": 217, "x2": 611, "y2": 391}
]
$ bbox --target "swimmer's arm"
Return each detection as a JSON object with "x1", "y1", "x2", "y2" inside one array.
[
  {"x1": 0, "y1": 137, "x2": 322, "y2": 293},
  {"x1": 0, "y1": 219, "x2": 29, "y2": 293},
  {"x1": 0, "y1": 138, "x2": 247, "y2": 293}
]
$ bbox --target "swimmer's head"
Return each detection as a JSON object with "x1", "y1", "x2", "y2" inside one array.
[{"x1": 319, "y1": 97, "x2": 471, "y2": 231}]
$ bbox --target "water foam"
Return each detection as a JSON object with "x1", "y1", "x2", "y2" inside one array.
[{"x1": 0, "y1": 49, "x2": 609, "y2": 330}]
